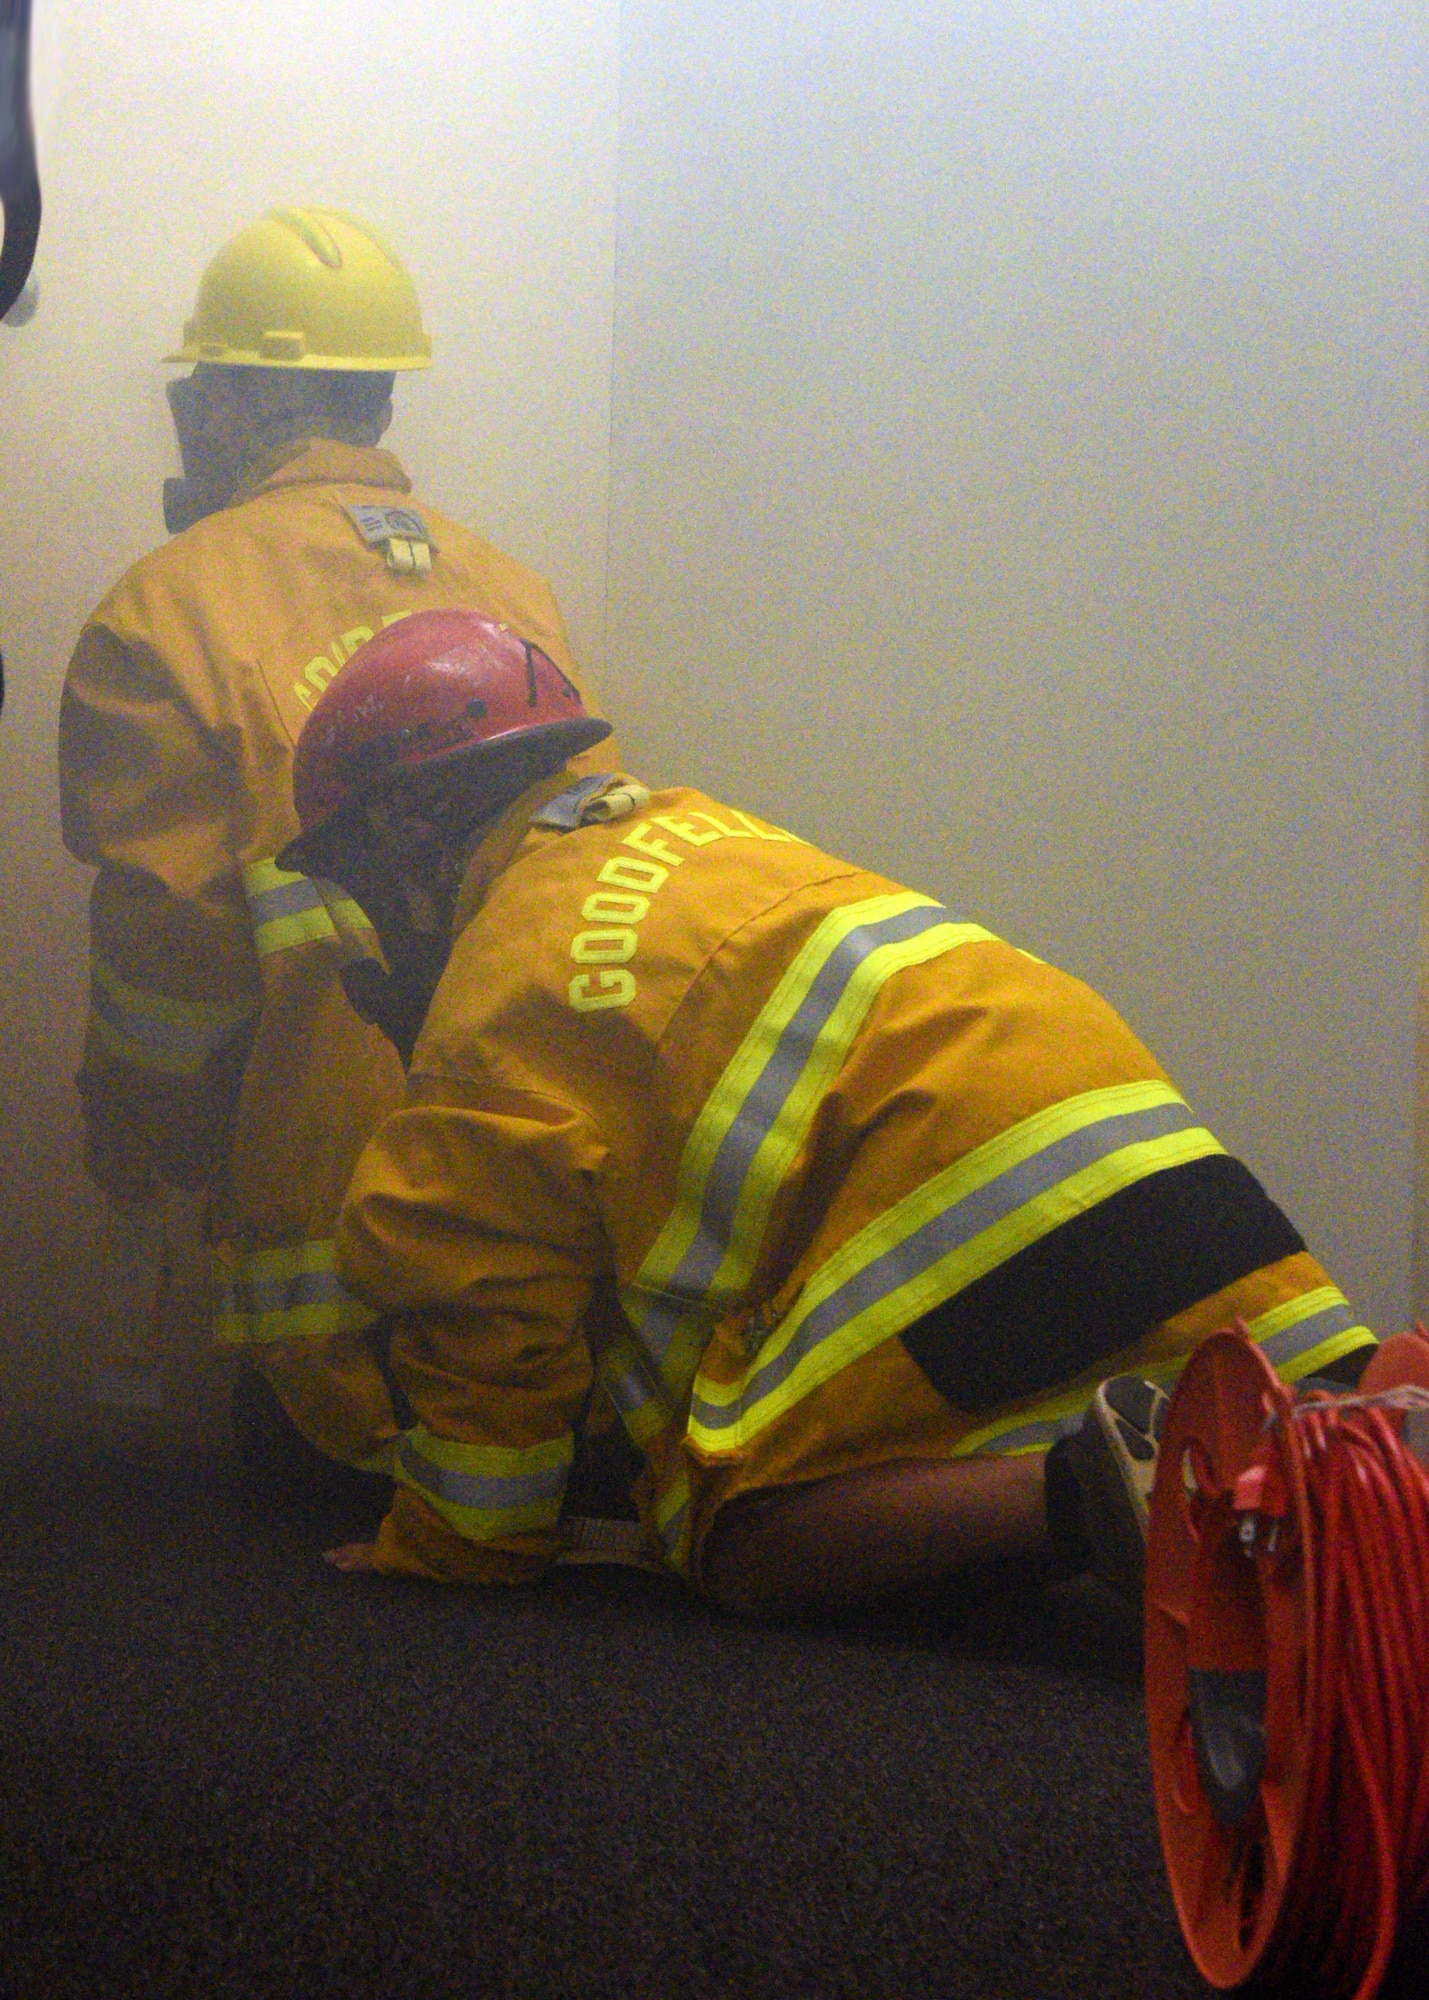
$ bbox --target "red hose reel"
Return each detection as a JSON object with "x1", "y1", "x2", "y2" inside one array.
[{"x1": 1145, "y1": 1325, "x2": 1429, "y2": 1998}]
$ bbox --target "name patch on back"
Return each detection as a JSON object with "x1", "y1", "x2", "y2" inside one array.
[{"x1": 345, "y1": 504, "x2": 432, "y2": 548}]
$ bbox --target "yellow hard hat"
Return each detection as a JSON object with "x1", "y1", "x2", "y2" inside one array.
[{"x1": 166, "y1": 207, "x2": 432, "y2": 371}]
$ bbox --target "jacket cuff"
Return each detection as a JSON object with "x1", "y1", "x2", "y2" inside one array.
[{"x1": 370, "y1": 1485, "x2": 556, "y2": 1587}]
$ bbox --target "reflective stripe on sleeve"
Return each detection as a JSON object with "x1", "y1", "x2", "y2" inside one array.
[
  {"x1": 241, "y1": 859, "x2": 375, "y2": 960},
  {"x1": 687, "y1": 1081, "x2": 1220, "y2": 1455},
  {"x1": 393, "y1": 1425, "x2": 572, "y2": 1542},
  {"x1": 89, "y1": 951, "x2": 255, "y2": 1078},
  {"x1": 213, "y1": 1238, "x2": 376, "y2": 1345},
  {"x1": 618, "y1": 894, "x2": 994, "y2": 1394}
]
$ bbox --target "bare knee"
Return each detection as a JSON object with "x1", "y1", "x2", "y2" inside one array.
[
  {"x1": 698, "y1": 1456, "x2": 1049, "y2": 1619},
  {"x1": 701, "y1": 1489, "x2": 796, "y2": 1618}
]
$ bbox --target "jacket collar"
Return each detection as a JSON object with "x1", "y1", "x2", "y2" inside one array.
[
  {"x1": 230, "y1": 438, "x2": 413, "y2": 506},
  {"x1": 448, "y1": 772, "x2": 587, "y2": 942}
]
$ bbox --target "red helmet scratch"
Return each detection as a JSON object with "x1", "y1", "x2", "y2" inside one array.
[{"x1": 284, "y1": 609, "x2": 610, "y2": 869}]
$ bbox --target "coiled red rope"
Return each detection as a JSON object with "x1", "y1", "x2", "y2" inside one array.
[
  {"x1": 1250, "y1": 1386, "x2": 1429, "y2": 1997},
  {"x1": 1145, "y1": 1329, "x2": 1429, "y2": 1999}
]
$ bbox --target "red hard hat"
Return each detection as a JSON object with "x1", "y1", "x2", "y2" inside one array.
[{"x1": 280, "y1": 608, "x2": 610, "y2": 874}]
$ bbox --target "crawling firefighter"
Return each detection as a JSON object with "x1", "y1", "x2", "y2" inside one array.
[
  {"x1": 274, "y1": 608, "x2": 1378, "y2": 1610},
  {"x1": 58, "y1": 208, "x2": 617, "y2": 1492}
]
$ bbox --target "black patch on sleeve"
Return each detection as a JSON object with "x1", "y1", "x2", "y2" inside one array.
[{"x1": 899, "y1": 1155, "x2": 1304, "y2": 1414}]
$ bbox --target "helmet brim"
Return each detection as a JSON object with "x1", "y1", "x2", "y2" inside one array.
[
  {"x1": 162, "y1": 347, "x2": 433, "y2": 370},
  {"x1": 277, "y1": 715, "x2": 613, "y2": 881}
]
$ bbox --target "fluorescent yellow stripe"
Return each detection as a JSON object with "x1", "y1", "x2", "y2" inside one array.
[
  {"x1": 403, "y1": 1430, "x2": 571, "y2": 1478},
  {"x1": 89, "y1": 1013, "x2": 200, "y2": 1078},
  {"x1": 951, "y1": 1380, "x2": 1105, "y2": 1458},
  {"x1": 90, "y1": 954, "x2": 248, "y2": 1034},
  {"x1": 631, "y1": 892, "x2": 944, "y2": 1306},
  {"x1": 688, "y1": 1083, "x2": 1213, "y2": 1453},
  {"x1": 214, "y1": 1299, "x2": 376, "y2": 1344},
  {"x1": 692, "y1": 1126, "x2": 1220, "y2": 1450},
  {"x1": 242, "y1": 858, "x2": 310, "y2": 900},
  {"x1": 404, "y1": 1496, "x2": 565, "y2": 1540},
  {"x1": 265, "y1": 891, "x2": 372, "y2": 955},
  {"x1": 393, "y1": 1425, "x2": 571, "y2": 1542},
  {"x1": 620, "y1": 896, "x2": 993, "y2": 1393},
  {"x1": 652, "y1": 1468, "x2": 693, "y2": 1573},
  {"x1": 242, "y1": 859, "x2": 375, "y2": 960},
  {"x1": 693, "y1": 1079, "x2": 1187, "y2": 1414},
  {"x1": 598, "y1": 1340, "x2": 673, "y2": 1449},
  {"x1": 213, "y1": 1237, "x2": 375, "y2": 1345},
  {"x1": 1244, "y1": 1285, "x2": 1374, "y2": 1382},
  {"x1": 654, "y1": 1472, "x2": 689, "y2": 1532},
  {"x1": 616, "y1": 1402, "x2": 668, "y2": 1451},
  {"x1": 242, "y1": 859, "x2": 303, "y2": 896},
  {"x1": 716, "y1": 921, "x2": 994, "y2": 1305},
  {"x1": 1248, "y1": 1284, "x2": 1343, "y2": 1348},
  {"x1": 221, "y1": 1239, "x2": 339, "y2": 1283},
  {"x1": 319, "y1": 887, "x2": 376, "y2": 950},
  {"x1": 89, "y1": 951, "x2": 254, "y2": 1077},
  {"x1": 951, "y1": 1288, "x2": 1375, "y2": 1456},
  {"x1": 255, "y1": 906, "x2": 339, "y2": 955}
]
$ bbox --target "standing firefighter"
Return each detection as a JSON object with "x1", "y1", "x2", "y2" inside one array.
[
  {"x1": 59, "y1": 208, "x2": 616, "y2": 1485},
  {"x1": 281, "y1": 610, "x2": 1377, "y2": 1609}
]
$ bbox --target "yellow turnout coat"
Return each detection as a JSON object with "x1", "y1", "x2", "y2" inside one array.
[
  {"x1": 59, "y1": 439, "x2": 615, "y2": 1465},
  {"x1": 335, "y1": 774, "x2": 1374, "y2": 1587}
]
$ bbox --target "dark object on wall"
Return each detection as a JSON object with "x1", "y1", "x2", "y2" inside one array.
[
  {"x1": 0, "y1": 0, "x2": 41, "y2": 326},
  {"x1": 1, "y1": 0, "x2": 41, "y2": 719}
]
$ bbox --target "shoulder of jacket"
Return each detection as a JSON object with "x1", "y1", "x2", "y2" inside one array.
[
  {"x1": 95, "y1": 490, "x2": 292, "y2": 598},
  {"x1": 82, "y1": 526, "x2": 215, "y2": 639},
  {"x1": 413, "y1": 503, "x2": 554, "y2": 595}
]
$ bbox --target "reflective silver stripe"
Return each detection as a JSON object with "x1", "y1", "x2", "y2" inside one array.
[
  {"x1": 392, "y1": 1427, "x2": 573, "y2": 1542},
  {"x1": 689, "y1": 1096, "x2": 1205, "y2": 1440},
  {"x1": 89, "y1": 952, "x2": 253, "y2": 1077},
  {"x1": 656, "y1": 1495, "x2": 689, "y2": 1557},
  {"x1": 965, "y1": 1411, "x2": 1086, "y2": 1456},
  {"x1": 595, "y1": 1347, "x2": 688, "y2": 1560},
  {"x1": 651, "y1": 1469, "x2": 693, "y2": 1567},
  {"x1": 229, "y1": 1268, "x2": 348, "y2": 1314},
  {"x1": 1258, "y1": 1297, "x2": 1365, "y2": 1373},
  {"x1": 556, "y1": 1517, "x2": 665, "y2": 1570},
  {"x1": 595, "y1": 1339, "x2": 675, "y2": 1452},
  {"x1": 627, "y1": 898, "x2": 977, "y2": 1376},
  {"x1": 602, "y1": 1358, "x2": 655, "y2": 1419},
  {"x1": 249, "y1": 875, "x2": 329, "y2": 925},
  {"x1": 395, "y1": 1439, "x2": 568, "y2": 1515},
  {"x1": 213, "y1": 1239, "x2": 374, "y2": 1345},
  {"x1": 242, "y1": 859, "x2": 375, "y2": 959},
  {"x1": 243, "y1": 860, "x2": 334, "y2": 957},
  {"x1": 960, "y1": 1294, "x2": 1374, "y2": 1457}
]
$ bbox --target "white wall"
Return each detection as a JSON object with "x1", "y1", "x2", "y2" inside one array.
[
  {"x1": 604, "y1": 2, "x2": 1429, "y2": 1336},
  {"x1": 2, "y1": 1, "x2": 1425, "y2": 1409},
  {"x1": 0, "y1": 0, "x2": 621, "y2": 1405}
]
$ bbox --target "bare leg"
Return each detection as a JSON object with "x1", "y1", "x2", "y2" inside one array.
[{"x1": 701, "y1": 1454, "x2": 1049, "y2": 1618}]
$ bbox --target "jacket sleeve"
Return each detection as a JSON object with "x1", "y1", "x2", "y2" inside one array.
[
  {"x1": 59, "y1": 618, "x2": 262, "y2": 1199},
  {"x1": 335, "y1": 1076, "x2": 605, "y2": 1585}
]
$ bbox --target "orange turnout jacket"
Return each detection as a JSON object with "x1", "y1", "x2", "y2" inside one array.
[
  {"x1": 335, "y1": 774, "x2": 1375, "y2": 1588},
  {"x1": 59, "y1": 439, "x2": 616, "y2": 1467}
]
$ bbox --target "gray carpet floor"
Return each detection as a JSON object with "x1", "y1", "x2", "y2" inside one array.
[{"x1": 0, "y1": 1424, "x2": 1374, "y2": 2000}]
